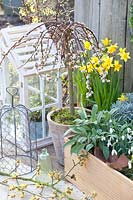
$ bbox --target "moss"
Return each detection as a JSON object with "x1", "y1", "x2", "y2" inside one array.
[{"x1": 51, "y1": 108, "x2": 79, "y2": 125}]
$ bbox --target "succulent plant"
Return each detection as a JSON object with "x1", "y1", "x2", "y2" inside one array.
[{"x1": 111, "y1": 93, "x2": 133, "y2": 122}]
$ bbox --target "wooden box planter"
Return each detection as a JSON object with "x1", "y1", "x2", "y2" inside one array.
[{"x1": 64, "y1": 145, "x2": 133, "y2": 200}]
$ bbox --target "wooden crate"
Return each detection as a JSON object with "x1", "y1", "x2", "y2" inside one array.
[{"x1": 64, "y1": 145, "x2": 133, "y2": 200}]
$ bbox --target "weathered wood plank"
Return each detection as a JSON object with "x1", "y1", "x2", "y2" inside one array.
[
  {"x1": 124, "y1": 0, "x2": 133, "y2": 92},
  {"x1": 65, "y1": 144, "x2": 133, "y2": 200},
  {"x1": 99, "y1": 0, "x2": 127, "y2": 46},
  {"x1": 74, "y1": 0, "x2": 100, "y2": 38}
]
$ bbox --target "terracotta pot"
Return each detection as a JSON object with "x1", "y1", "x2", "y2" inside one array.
[
  {"x1": 47, "y1": 108, "x2": 70, "y2": 165},
  {"x1": 47, "y1": 107, "x2": 91, "y2": 165}
]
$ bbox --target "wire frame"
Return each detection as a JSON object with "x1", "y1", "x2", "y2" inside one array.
[{"x1": 0, "y1": 87, "x2": 38, "y2": 175}]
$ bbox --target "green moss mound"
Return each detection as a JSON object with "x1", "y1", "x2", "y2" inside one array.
[{"x1": 51, "y1": 108, "x2": 79, "y2": 125}]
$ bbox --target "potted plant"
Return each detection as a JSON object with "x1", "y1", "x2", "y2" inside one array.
[
  {"x1": 17, "y1": 0, "x2": 99, "y2": 165},
  {"x1": 64, "y1": 104, "x2": 133, "y2": 199},
  {"x1": 47, "y1": 22, "x2": 98, "y2": 165}
]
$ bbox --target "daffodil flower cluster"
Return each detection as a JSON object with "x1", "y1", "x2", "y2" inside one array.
[{"x1": 79, "y1": 38, "x2": 130, "y2": 110}]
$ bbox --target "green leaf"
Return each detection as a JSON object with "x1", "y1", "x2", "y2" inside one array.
[
  {"x1": 75, "y1": 126, "x2": 88, "y2": 135},
  {"x1": 64, "y1": 128, "x2": 73, "y2": 136},
  {"x1": 78, "y1": 107, "x2": 88, "y2": 120},
  {"x1": 78, "y1": 137, "x2": 87, "y2": 143},
  {"x1": 64, "y1": 139, "x2": 76, "y2": 148},
  {"x1": 99, "y1": 143, "x2": 110, "y2": 160},
  {"x1": 86, "y1": 143, "x2": 94, "y2": 152},
  {"x1": 91, "y1": 104, "x2": 98, "y2": 121},
  {"x1": 71, "y1": 143, "x2": 85, "y2": 154}
]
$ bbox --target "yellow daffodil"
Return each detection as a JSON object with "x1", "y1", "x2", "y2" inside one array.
[
  {"x1": 118, "y1": 94, "x2": 128, "y2": 102},
  {"x1": 90, "y1": 56, "x2": 99, "y2": 65},
  {"x1": 83, "y1": 41, "x2": 92, "y2": 50},
  {"x1": 120, "y1": 51, "x2": 130, "y2": 62},
  {"x1": 80, "y1": 65, "x2": 87, "y2": 71},
  {"x1": 107, "y1": 43, "x2": 118, "y2": 54},
  {"x1": 87, "y1": 63, "x2": 93, "y2": 73},
  {"x1": 102, "y1": 38, "x2": 111, "y2": 46},
  {"x1": 113, "y1": 60, "x2": 122, "y2": 71},
  {"x1": 102, "y1": 56, "x2": 113, "y2": 71},
  {"x1": 118, "y1": 48, "x2": 126, "y2": 56},
  {"x1": 96, "y1": 67, "x2": 103, "y2": 75}
]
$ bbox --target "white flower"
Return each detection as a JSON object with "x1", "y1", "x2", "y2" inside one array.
[
  {"x1": 106, "y1": 79, "x2": 110, "y2": 83},
  {"x1": 86, "y1": 75, "x2": 90, "y2": 79},
  {"x1": 128, "y1": 149, "x2": 131, "y2": 155},
  {"x1": 86, "y1": 91, "x2": 93, "y2": 98},
  {"x1": 127, "y1": 134, "x2": 132, "y2": 140},
  {"x1": 107, "y1": 140, "x2": 112, "y2": 147},
  {"x1": 131, "y1": 146, "x2": 133, "y2": 152},
  {"x1": 101, "y1": 136, "x2": 106, "y2": 141},
  {"x1": 109, "y1": 119, "x2": 112, "y2": 123},
  {"x1": 102, "y1": 79, "x2": 105, "y2": 83},
  {"x1": 109, "y1": 128, "x2": 113, "y2": 134},
  {"x1": 121, "y1": 135, "x2": 125, "y2": 141},
  {"x1": 86, "y1": 80, "x2": 90, "y2": 85},
  {"x1": 128, "y1": 161, "x2": 132, "y2": 169},
  {"x1": 111, "y1": 149, "x2": 117, "y2": 156},
  {"x1": 127, "y1": 128, "x2": 131, "y2": 133}
]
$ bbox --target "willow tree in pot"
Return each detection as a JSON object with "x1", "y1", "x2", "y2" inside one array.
[
  {"x1": 45, "y1": 21, "x2": 98, "y2": 165},
  {"x1": 0, "y1": 0, "x2": 98, "y2": 165}
]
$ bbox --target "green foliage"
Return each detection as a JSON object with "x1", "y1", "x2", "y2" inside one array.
[
  {"x1": 111, "y1": 93, "x2": 133, "y2": 122},
  {"x1": 90, "y1": 70, "x2": 121, "y2": 111},
  {"x1": 64, "y1": 105, "x2": 133, "y2": 164},
  {"x1": 73, "y1": 69, "x2": 94, "y2": 108}
]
